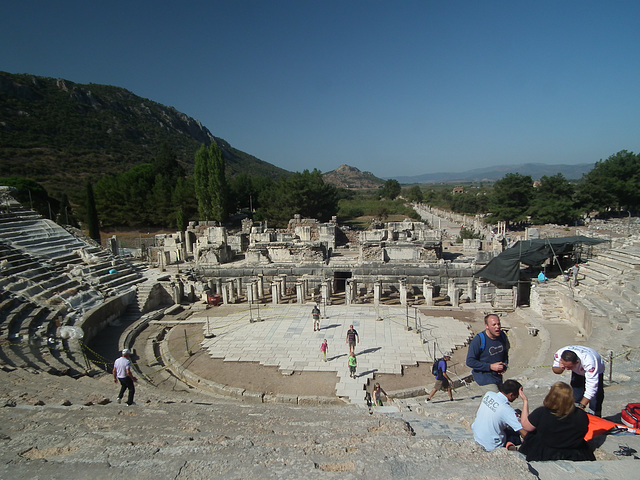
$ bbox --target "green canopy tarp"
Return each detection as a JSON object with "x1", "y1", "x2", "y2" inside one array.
[{"x1": 473, "y1": 236, "x2": 607, "y2": 286}]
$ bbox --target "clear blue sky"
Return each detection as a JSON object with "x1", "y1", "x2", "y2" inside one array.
[{"x1": 2, "y1": 1, "x2": 640, "y2": 178}]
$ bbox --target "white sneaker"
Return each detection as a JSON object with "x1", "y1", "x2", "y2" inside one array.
[{"x1": 116, "y1": 397, "x2": 121, "y2": 404}]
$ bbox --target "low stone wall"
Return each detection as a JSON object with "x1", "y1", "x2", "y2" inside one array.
[
  {"x1": 80, "y1": 291, "x2": 136, "y2": 344},
  {"x1": 558, "y1": 291, "x2": 593, "y2": 337}
]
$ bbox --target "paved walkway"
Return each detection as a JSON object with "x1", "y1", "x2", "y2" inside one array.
[{"x1": 198, "y1": 304, "x2": 472, "y2": 405}]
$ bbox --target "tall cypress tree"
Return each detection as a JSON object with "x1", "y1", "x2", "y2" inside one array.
[
  {"x1": 194, "y1": 142, "x2": 229, "y2": 222},
  {"x1": 85, "y1": 181, "x2": 101, "y2": 243}
]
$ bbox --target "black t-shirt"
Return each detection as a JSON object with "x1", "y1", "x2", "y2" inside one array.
[
  {"x1": 520, "y1": 407, "x2": 594, "y2": 461},
  {"x1": 529, "y1": 407, "x2": 588, "y2": 448}
]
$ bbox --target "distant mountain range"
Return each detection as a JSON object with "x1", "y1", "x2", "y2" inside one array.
[
  {"x1": 0, "y1": 71, "x2": 598, "y2": 198},
  {"x1": 392, "y1": 162, "x2": 595, "y2": 184}
]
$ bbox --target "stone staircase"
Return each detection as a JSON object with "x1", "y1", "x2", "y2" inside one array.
[{"x1": 531, "y1": 243, "x2": 640, "y2": 330}]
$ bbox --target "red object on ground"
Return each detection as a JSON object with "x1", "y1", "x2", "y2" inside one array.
[
  {"x1": 584, "y1": 413, "x2": 638, "y2": 441},
  {"x1": 207, "y1": 294, "x2": 222, "y2": 306},
  {"x1": 621, "y1": 403, "x2": 640, "y2": 429}
]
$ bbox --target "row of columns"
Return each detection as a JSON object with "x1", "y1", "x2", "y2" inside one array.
[{"x1": 211, "y1": 275, "x2": 480, "y2": 307}]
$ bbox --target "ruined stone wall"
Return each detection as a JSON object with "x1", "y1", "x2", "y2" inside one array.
[
  {"x1": 195, "y1": 244, "x2": 234, "y2": 266},
  {"x1": 558, "y1": 291, "x2": 594, "y2": 337},
  {"x1": 195, "y1": 262, "x2": 475, "y2": 296}
]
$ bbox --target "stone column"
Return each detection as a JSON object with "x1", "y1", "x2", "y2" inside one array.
[
  {"x1": 271, "y1": 281, "x2": 280, "y2": 305},
  {"x1": 296, "y1": 282, "x2": 305, "y2": 304},
  {"x1": 475, "y1": 283, "x2": 484, "y2": 303},
  {"x1": 221, "y1": 283, "x2": 229, "y2": 304},
  {"x1": 227, "y1": 280, "x2": 236, "y2": 304},
  {"x1": 373, "y1": 280, "x2": 382, "y2": 307},
  {"x1": 279, "y1": 274, "x2": 287, "y2": 297},
  {"x1": 399, "y1": 279, "x2": 407, "y2": 306},
  {"x1": 246, "y1": 283, "x2": 254, "y2": 304},
  {"x1": 447, "y1": 279, "x2": 456, "y2": 302},
  {"x1": 451, "y1": 287, "x2": 460, "y2": 308},
  {"x1": 251, "y1": 281, "x2": 259, "y2": 304},
  {"x1": 466, "y1": 277, "x2": 475, "y2": 302},
  {"x1": 171, "y1": 282, "x2": 182, "y2": 304},
  {"x1": 345, "y1": 279, "x2": 353, "y2": 306},
  {"x1": 235, "y1": 278, "x2": 243, "y2": 299},
  {"x1": 109, "y1": 235, "x2": 119, "y2": 256},
  {"x1": 257, "y1": 274, "x2": 264, "y2": 300},
  {"x1": 321, "y1": 279, "x2": 331, "y2": 306},
  {"x1": 424, "y1": 283, "x2": 434, "y2": 307},
  {"x1": 215, "y1": 278, "x2": 223, "y2": 296}
]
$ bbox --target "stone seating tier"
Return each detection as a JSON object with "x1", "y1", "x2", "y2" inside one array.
[
  {"x1": 100, "y1": 272, "x2": 144, "y2": 291},
  {"x1": 599, "y1": 250, "x2": 640, "y2": 269},
  {"x1": 584, "y1": 257, "x2": 627, "y2": 277},
  {"x1": 0, "y1": 211, "x2": 40, "y2": 223}
]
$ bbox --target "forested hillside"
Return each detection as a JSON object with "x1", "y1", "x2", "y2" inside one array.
[{"x1": 0, "y1": 72, "x2": 288, "y2": 198}]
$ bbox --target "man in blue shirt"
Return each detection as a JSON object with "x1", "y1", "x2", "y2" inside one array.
[
  {"x1": 426, "y1": 354, "x2": 453, "y2": 403},
  {"x1": 466, "y1": 314, "x2": 509, "y2": 392}
]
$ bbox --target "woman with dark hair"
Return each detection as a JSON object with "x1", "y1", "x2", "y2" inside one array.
[{"x1": 519, "y1": 382, "x2": 595, "y2": 461}]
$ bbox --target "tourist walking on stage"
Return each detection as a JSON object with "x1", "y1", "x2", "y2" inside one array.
[
  {"x1": 312, "y1": 304, "x2": 321, "y2": 331},
  {"x1": 320, "y1": 339, "x2": 328, "y2": 362},
  {"x1": 346, "y1": 324, "x2": 359, "y2": 354},
  {"x1": 348, "y1": 352, "x2": 357, "y2": 378},
  {"x1": 113, "y1": 348, "x2": 137, "y2": 406},
  {"x1": 426, "y1": 354, "x2": 454, "y2": 403}
]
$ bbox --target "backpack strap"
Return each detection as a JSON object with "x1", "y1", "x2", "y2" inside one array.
[{"x1": 480, "y1": 330, "x2": 506, "y2": 352}]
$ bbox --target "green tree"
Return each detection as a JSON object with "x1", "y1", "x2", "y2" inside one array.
[
  {"x1": 194, "y1": 142, "x2": 229, "y2": 222},
  {"x1": 94, "y1": 164, "x2": 156, "y2": 227},
  {"x1": 56, "y1": 193, "x2": 78, "y2": 227},
  {"x1": 487, "y1": 173, "x2": 533, "y2": 225},
  {"x1": 148, "y1": 173, "x2": 174, "y2": 225},
  {"x1": 530, "y1": 174, "x2": 578, "y2": 224},
  {"x1": 380, "y1": 179, "x2": 401, "y2": 200},
  {"x1": 151, "y1": 143, "x2": 185, "y2": 179},
  {"x1": 451, "y1": 191, "x2": 489, "y2": 214},
  {"x1": 171, "y1": 177, "x2": 197, "y2": 229},
  {"x1": 575, "y1": 150, "x2": 640, "y2": 215},
  {"x1": 85, "y1": 181, "x2": 101, "y2": 243},
  {"x1": 259, "y1": 169, "x2": 339, "y2": 227},
  {"x1": 405, "y1": 185, "x2": 424, "y2": 203}
]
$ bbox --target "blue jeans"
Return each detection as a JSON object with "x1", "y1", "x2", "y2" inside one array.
[{"x1": 571, "y1": 372, "x2": 604, "y2": 416}]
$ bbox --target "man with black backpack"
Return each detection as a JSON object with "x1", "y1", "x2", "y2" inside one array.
[
  {"x1": 466, "y1": 313, "x2": 509, "y2": 392},
  {"x1": 426, "y1": 354, "x2": 453, "y2": 403}
]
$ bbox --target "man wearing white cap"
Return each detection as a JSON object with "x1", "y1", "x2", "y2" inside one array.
[{"x1": 113, "y1": 348, "x2": 137, "y2": 406}]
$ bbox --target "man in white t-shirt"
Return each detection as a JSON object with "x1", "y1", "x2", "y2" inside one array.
[
  {"x1": 552, "y1": 345, "x2": 605, "y2": 416},
  {"x1": 472, "y1": 379, "x2": 530, "y2": 451},
  {"x1": 113, "y1": 348, "x2": 137, "y2": 406}
]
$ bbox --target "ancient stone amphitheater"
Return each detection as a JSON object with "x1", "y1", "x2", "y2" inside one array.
[{"x1": 2, "y1": 187, "x2": 640, "y2": 479}]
